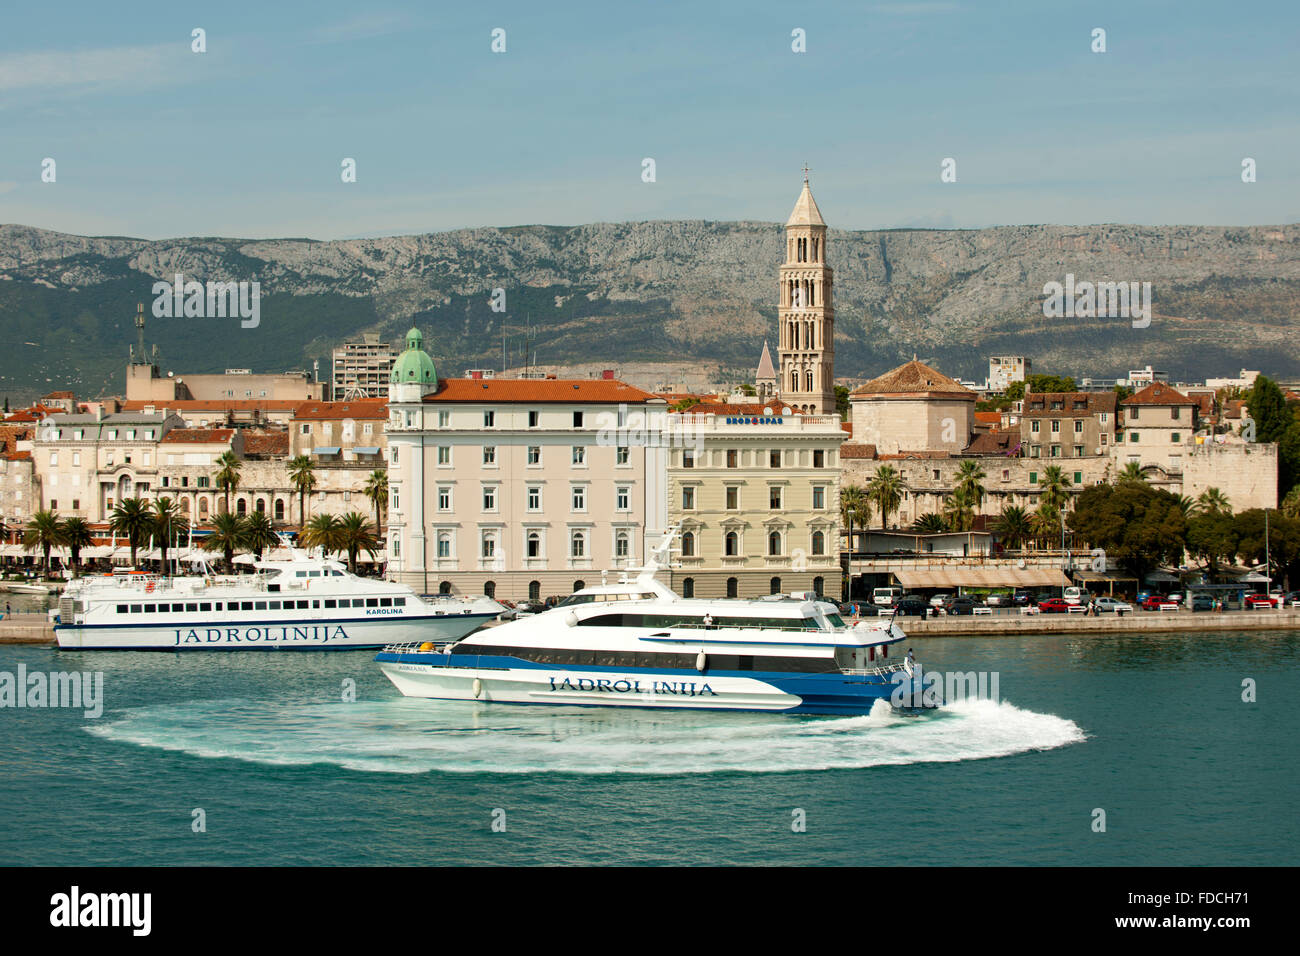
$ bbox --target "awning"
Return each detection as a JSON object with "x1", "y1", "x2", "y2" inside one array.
[
  {"x1": 352, "y1": 446, "x2": 381, "y2": 455},
  {"x1": 1074, "y1": 570, "x2": 1139, "y2": 583},
  {"x1": 891, "y1": 568, "x2": 1070, "y2": 589},
  {"x1": 313, "y1": 446, "x2": 341, "y2": 455}
]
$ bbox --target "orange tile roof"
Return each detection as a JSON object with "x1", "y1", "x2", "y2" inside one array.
[
  {"x1": 851, "y1": 359, "x2": 975, "y2": 400},
  {"x1": 121, "y1": 399, "x2": 303, "y2": 412},
  {"x1": 160, "y1": 428, "x2": 236, "y2": 444},
  {"x1": 1121, "y1": 382, "x2": 1194, "y2": 406},
  {"x1": 42, "y1": 391, "x2": 75, "y2": 400},
  {"x1": 974, "y1": 411, "x2": 1003, "y2": 425},
  {"x1": 424, "y1": 379, "x2": 661, "y2": 404},
  {"x1": 293, "y1": 399, "x2": 388, "y2": 420},
  {"x1": 840, "y1": 443, "x2": 878, "y2": 460},
  {"x1": 242, "y1": 432, "x2": 290, "y2": 457}
]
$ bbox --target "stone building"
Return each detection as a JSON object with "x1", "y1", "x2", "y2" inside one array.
[
  {"x1": 849, "y1": 359, "x2": 976, "y2": 456},
  {"x1": 1020, "y1": 391, "x2": 1118, "y2": 460},
  {"x1": 290, "y1": 398, "x2": 388, "y2": 463},
  {"x1": 777, "y1": 176, "x2": 836, "y2": 414}
]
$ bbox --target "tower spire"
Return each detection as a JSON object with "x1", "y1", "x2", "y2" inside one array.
[{"x1": 777, "y1": 177, "x2": 834, "y2": 415}]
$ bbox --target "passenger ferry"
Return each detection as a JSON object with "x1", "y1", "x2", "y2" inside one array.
[
  {"x1": 54, "y1": 549, "x2": 504, "y2": 650},
  {"x1": 376, "y1": 534, "x2": 922, "y2": 715}
]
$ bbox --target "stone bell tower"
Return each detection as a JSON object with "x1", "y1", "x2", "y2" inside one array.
[{"x1": 778, "y1": 171, "x2": 835, "y2": 415}]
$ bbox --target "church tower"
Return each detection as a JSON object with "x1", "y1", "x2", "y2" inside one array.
[{"x1": 778, "y1": 173, "x2": 835, "y2": 414}]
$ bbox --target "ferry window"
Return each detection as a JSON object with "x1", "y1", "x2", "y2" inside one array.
[
  {"x1": 395, "y1": 598, "x2": 406, "y2": 606},
  {"x1": 826, "y1": 614, "x2": 845, "y2": 627},
  {"x1": 353, "y1": 599, "x2": 365, "y2": 607},
  {"x1": 145, "y1": 604, "x2": 157, "y2": 613},
  {"x1": 366, "y1": 598, "x2": 378, "y2": 607},
  {"x1": 296, "y1": 571, "x2": 307, "y2": 578},
  {"x1": 309, "y1": 570, "x2": 321, "y2": 578},
  {"x1": 173, "y1": 603, "x2": 186, "y2": 612},
  {"x1": 130, "y1": 605, "x2": 142, "y2": 613},
  {"x1": 241, "y1": 601, "x2": 254, "y2": 610},
  {"x1": 116, "y1": 604, "x2": 128, "y2": 614},
  {"x1": 269, "y1": 601, "x2": 281, "y2": 609},
  {"x1": 199, "y1": 603, "x2": 211, "y2": 611},
  {"x1": 297, "y1": 600, "x2": 309, "y2": 609},
  {"x1": 324, "y1": 599, "x2": 337, "y2": 608},
  {"x1": 380, "y1": 598, "x2": 393, "y2": 607},
  {"x1": 312, "y1": 601, "x2": 320, "y2": 609},
  {"x1": 212, "y1": 603, "x2": 222, "y2": 611},
  {"x1": 186, "y1": 603, "x2": 198, "y2": 612},
  {"x1": 255, "y1": 601, "x2": 267, "y2": 610}
]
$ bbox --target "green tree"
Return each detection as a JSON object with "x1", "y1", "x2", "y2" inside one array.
[
  {"x1": 1234, "y1": 510, "x2": 1300, "y2": 589},
  {"x1": 336, "y1": 512, "x2": 379, "y2": 574},
  {"x1": 1186, "y1": 512, "x2": 1239, "y2": 576},
  {"x1": 1005, "y1": 381, "x2": 1026, "y2": 401},
  {"x1": 302, "y1": 513, "x2": 344, "y2": 557},
  {"x1": 1038, "y1": 465, "x2": 1072, "y2": 512},
  {"x1": 867, "y1": 465, "x2": 904, "y2": 530},
  {"x1": 213, "y1": 451, "x2": 242, "y2": 515},
  {"x1": 995, "y1": 505, "x2": 1033, "y2": 551},
  {"x1": 364, "y1": 470, "x2": 389, "y2": 540},
  {"x1": 671, "y1": 397, "x2": 701, "y2": 412},
  {"x1": 912, "y1": 512, "x2": 948, "y2": 533},
  {"x1": 1069, "y1": 482, "x2": 1188, "y2": 581},
  {"x1": 242, "y1": 510, "x2": 278, "y2": 559},
  {"x1": 1197, "y1": 487, "x2": 1232, "y2": 516},
  {"x1": 840, "y1": 485, "x2": 872, "y2": 554},
  {"x1": 152, "y1": 496, "x2": 189, "y2": 571},
  {"x1": 109, "y1": 497, "x2": 154, "y2": 567},
  {"x1": 23, "y1": 509, "x2": 63, "y2": 574},
  {"x1": 954, "y1": 461, "x2": 987, "y2": 511},
  {"x1": 1026, "y1": 374, "x2": 1078, "y2": 394},
  {"x1": 1245, "y1": 375, "x2": 1292, "y2": 443},
  {"x1": 943, "y1": 487, "x2": 976, "y2": 532},
  {"x1": 834, "y1": 384, "x2": 850, "y2": 420},
  {"x1": 1113, "y1": 384, "x2": 1134, "y2": 401},
  {"x1": 287, "y1": 455, "x2": 318, "y2": 533},
  {"x1": 60, "y1": 517, "x2": 93, "y2": 573},
  {"x1": 202, "y1": 513, "x2": 246, "y2": 572},
  {"x1": 1118, "y1": 461, "x2": 1147, "y2": 483}
]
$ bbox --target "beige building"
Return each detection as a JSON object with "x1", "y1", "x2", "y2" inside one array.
[
  {"x1": 332, "y1": 334, "x2": 398, "y2": 400},
  {"x1": 849, "y1": 359, "x2": 977, "y2": 456},
  {"x1": 0, "y1": 425, "x2": 36, "y2": 526},
  {"x1": 1021, "y1": 391, "x2": 1118, "y2": 459},
  {"x1": 1117, "y1": 383, "x2": 1198, "y2": 474},
  {"x1": 777, "y1": 176, "x2": 836, "y2": 414},
  {"x1": 290, "y1": 399, "x2": 388, "y2": 463},
  {"x1": 664, "y1": 403, "x2": 843, "y2": 599},
  {"x1": 987, "y1": 356, "x2": 1030, "y2": 393},
  {"x1": 385, "y1": 327, "x2": 669, "y2": 599}
]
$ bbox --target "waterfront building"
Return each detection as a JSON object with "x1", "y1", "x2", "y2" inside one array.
[
  {"x1": 1117, "y1": 383, "x2": 1198, "y2": 475},
  {"x1": 1020, "y1": 391, "x2": 1118, "y2": 459},
  {"x1": 663, "y1": 402, "x2": 843, "y2": 599},
  {"x1": 332, "y1": 334, "x2": 398, "y2": 400},
  {"x1": 290, "y1": 399, "x2": 388, "y2": 464},
  {"x1": 384, "y1": 327, "x2": 668, "y2": 600},
  {"x1": 0, "y1": 425, "x2": 36, "y2": 527},
  {"x1": 848, "y1": 359, "x2": 977, "y2": 456},
  {"x1": 156, "y1": 428, "x2": 242, "y2": 521},
  {"x1": 777, "y1": 176, "x2": 836, "y2": 414}
]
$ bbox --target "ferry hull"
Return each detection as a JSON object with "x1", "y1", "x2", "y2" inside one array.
[
  {"x1": 55, "y1": 613, "x2": 498, "y2": 651},
  {"x1": 376, "y1": 652, "x2": 919, "y2": 715}
]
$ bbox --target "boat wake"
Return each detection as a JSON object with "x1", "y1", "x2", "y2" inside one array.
[{"x1": 85, "y1": 695, "x2": 1085, "y2": 775}]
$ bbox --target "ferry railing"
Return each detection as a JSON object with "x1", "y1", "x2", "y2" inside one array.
[
  {"x1": 382, "y1": 640, "x2": 453, "y2": 654},
  {"x1": 838, "y1": 660, "x2": 910, "y2": 677}
]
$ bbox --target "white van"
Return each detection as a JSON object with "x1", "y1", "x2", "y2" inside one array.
[
  {"x1": 1063, "y1": 586, "x2": 1089, "y2": 605},
  {"x1": 873, "y1": 586, "x2": 904, "y2": 607}
]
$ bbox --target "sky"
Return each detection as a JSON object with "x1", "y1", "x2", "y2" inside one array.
[{"x1": 1, "y1": 0, "x2": 1297, "y2": 240}]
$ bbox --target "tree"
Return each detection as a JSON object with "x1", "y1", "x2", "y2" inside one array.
[
  {"x1": 1069, "y1": 482, "x2": 1188, "y2": 581},
  {"x1": 840, "y1": 485, "x2": 872, "y2": 555},
  {"x1": 1118, "y1": 461, "x2": 1147, "y2": 483},
  {"x1": 1245, "y1": 375, "x2": 1292, "y2": 443},
  {"x1": 671, "y1": 397, "x2": 701, "y2": 412},
  {"x1": 213, "y1": 450, "x2": 242, "y2": 515},
  {"x1": 954, "y1": 461, "x2": 987, "y2": 511},
  {"x1": 1186, "y1": 512, "x2": 1239, "y2": 576},
  {"x1": 1234, "y1": 509, "x2": 1300, "y2": 589},
  {"x1": 242, "y1": 511, "x2": 278, "y2": 559},
  {"x1": 287, "y1": 455, "x2": 318, "y2": 533},
  {"x1": 1281, "y1": 485, "x2": 1300, "y2": 520},
  {"x1": 739, "y1": 383, "x2": 756, "y2": 396},
  {"x1": 943, "y1": 487, "x2": 976, "y2": 532},
  {"x1": 868, "y1": 465, "x2": 904, "y2": 530},
  {"x1": 152, "y1": 496, "x2": 189, "y2": 571},
  {"x1": 994, "y1": 505, "x2": 1032, "y2": 551},
  {"x1": 202, "y1": 512, "x2": 246, "y2": 572},
  {"x1": 1030, "y1": 502, "x2": 1062, "y2": 550},
  {"x1": 336, "y1": 512, "x2": 379, "y2": 574},
  {"x1": 1113, "y1": 384, "x2": 1135, "y2": 401},
  {"x1": 109, "y1": 498, "x2": 154, "y2": 567},
  {"x1": 1026, "y1": 374, "x2": 1077, "y2": 394},
  {"x1": 1038, "y1": 465, "x2": 1072, "y2": 513},
  {"x1": 24, "y1": 510, "x2": 63, "y2": 573},
  {"x1": 1005, "y1": 381, "x2": 1026, "y2": 401},
  {"x1": 912, "y1": 513, "x2": 947, "y2": 533},
  {"x1": 364, "y1": 470, "x2": 389, "y2": 540},
  {"x1": 1197, "y1": 487, "x2": 1232, "y2": 516},
  {"x1": 60, "y1": 517, "x2": 93, "y2": 573},
  {"x1": 834, "y1": 384, "x2": 850, "y2": 421},
  {"x1": 302, "y1": 514, "x2": 343, "y2": 557}
]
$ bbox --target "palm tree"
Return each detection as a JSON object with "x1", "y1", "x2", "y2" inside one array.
[
  {"x1": 1197, "y1": 487, "x2": 1232, "y2": 516},
  {"x1": 1030, "y1": 502, "x2": 1061, "y2": 551},
  {"x1": 364, "y1": 469, "x2": 388, "y2": 540},
  {"x1": 202, "y1": 512, "x2": 246, "y2": 572},
  {"x1": 60, "y1": 517, "x2": 93, "y2": 573},
  {"x1": 954, "y1": 461, "x2": 987, "y2": 512},
  {"x1": 23, "y1": 509, "x2": 63, "y2": 574},
  {"x1": 242, "y1": 510, "x2": 279, "y2": 559},
  {"x1": 287, "y1": 456, "x2": 317, "y2": 533},
  {"x1": 1118, "y1": 461, "x2": 1147, "y2": 483},
  {"x1": 301, "y1": 513, "x2": 343, "y2": 557},
  {"x1": 1038, "y1": 465, "x2": 1072, "y2": 513},
  {"x1": 912, "y1": 513, "x2": 947, "y2": 533},
  {"x1": 213, "y1": 451, "x2": 242, "y2": 515},
  {"x1": 1177, "y1": 495, "x2": 1197, "y2": 517},
  {"x1": 336, "y1": 512, "x2": 379, "y2": 574},
  {"x1": 995, "y1": 505, "x2": 1033, "y2": 551},
  {"x1": 839, "y1": 485, "x2": 872, "y2": 554},
  {"x1": 109, "y1": 497, "x2": 154, "y2": 568},
  {"x1": 868, "y1": 465, "x2": 904, "y2": 530},
  {"x1": 152, "y1": 497, "x2": 189, "y2": 572},
  {"x1": 943, "y1": 487, "x2": 976, "y2": 532}
]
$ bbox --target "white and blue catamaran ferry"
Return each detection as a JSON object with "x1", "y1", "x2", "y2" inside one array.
[
  {"x1": 54, "y1": 549, "x2": 504, "y2": 650},
  {"x1": 376, "y1": 534, "x2": 921, "y2": 715}
]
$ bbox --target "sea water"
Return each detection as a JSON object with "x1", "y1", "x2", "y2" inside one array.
[{"x1": 1, "y1": 629, "x2": 1295, "y2": 865}]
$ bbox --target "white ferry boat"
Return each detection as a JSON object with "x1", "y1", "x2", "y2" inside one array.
[
  {"x1": 376, "y1": 534, "x2": 922, "y2": 715},
  {"x1": 54, "y1": 550, "x2": 504, "y2": 650}
]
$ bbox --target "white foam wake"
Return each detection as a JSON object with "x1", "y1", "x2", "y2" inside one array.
[{"x1": 86, "y1": 695, "x2": 1086, "y2": 775}]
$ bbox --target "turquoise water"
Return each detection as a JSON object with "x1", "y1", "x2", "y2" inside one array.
[{"x1": 1, "y1": 630, "x2": 1296, "y2": 866}]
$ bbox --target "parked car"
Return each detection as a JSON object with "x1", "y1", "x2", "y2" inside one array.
[
  {"x1": 929, "y1": 593, "x2": 953, "y2": 608},
  {"x1": 1140, "y1": 595, "x2": 1178, "y2": 611},
  {"x1": 1244, "y1": 593, "x2": 1279, "y2": 609},
  {"x1": 1062, "y1": 586, "x2": 1089, "y2": 605},
  {"x1": 985, "y1": 592, "x2": 1013, "y2": 608},
  {"x1": 1283, "y1": 591, "x2": 1300, "y2": 608},
  {"x1": 944, "y1": 596, "x2": 983, "y2": 616},
  {"x1": 1011, "y1": 590, "x2": 1035, "y2": 607},
  {"x1": 843, "y1": 601, "x2": 884, "y2": 617},
  {"x1": 1190, "y1": 594, "x2": 1216, "y2": 612},
  {"x1": 892, "y1": 596, "x2": 931, "y2": 617},
  {"x1": 514, "y1": 600, "x2": 546, "y2": 617},
  {"x1": 1093, "y1": 596, "x2": 1133, "y2": 615},
  {"x1": 1036, "y1": 598, "x2": 1072, "y2": 613}
]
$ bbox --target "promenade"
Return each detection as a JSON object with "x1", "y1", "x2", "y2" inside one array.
[{"x1": 881, "y1": 607, "x2": 1300, "y2": 636}]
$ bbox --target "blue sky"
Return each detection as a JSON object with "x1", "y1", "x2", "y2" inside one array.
[{"x1": 1, "y1": 0, "x2": 1297, "y2": 239}]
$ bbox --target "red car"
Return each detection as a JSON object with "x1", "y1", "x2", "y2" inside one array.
[
  {"x1": 1140, "y1": 595, "x2": 1179, "y2": 611},
  {"x1": 1036, "y1": 598, "x2": 1071, "y2": 613},
  {"x1": 1244, "y1": 594, "x2": 1279, "y2": 609}
]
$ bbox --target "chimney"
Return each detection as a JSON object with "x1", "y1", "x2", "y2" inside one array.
[
  {"x1": 602, "y1": 369, "x2": 614, "y2": 380},
  {"x1": 470, "y1": 370, "x2": 483, "y2": 380}
]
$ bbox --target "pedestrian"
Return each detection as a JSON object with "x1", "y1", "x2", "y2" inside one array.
[
  {"x1": 703, "y1": 612, "x2": 715, "y2": 629},
  {"x1": 906, "y1": 647, "x2": 915, "y2": 666}
]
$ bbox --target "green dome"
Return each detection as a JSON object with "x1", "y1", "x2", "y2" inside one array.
[{"x1": 390, "y1": 327, "x2": 438, "y2": 386}]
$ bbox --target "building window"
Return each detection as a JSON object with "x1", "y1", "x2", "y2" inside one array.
[
  {"x1": 438, "y1": 410, "x2": 450, "y2": 427},
  {"x1": 438, "y1": 446, "x2": 451, "y2": 465},
  {"x1": 483, "y1": 446, "x2": 496, "y2": 465},
  {"x1": 726, "y1": 577, "x2": 738, "y2": 598},
  {"x1": 391, "y1": 447, "x2": 399, "y2": 465},
  {"x1": 1029, "y1": 472, "x2": 1038, "y2": 484},
  {"x1": 437, "y1": 534, "x2": 451, "y2": 558},
  {"x1": 527, "y1": 486, "x2": 541, "y2": 511},
  {"x1": 683, "y1": 449, "x2": 695, "y2": 469},
  {"x1": 1073, "y1": 471, "x2": 1083, "y2": 485},
  {"x1": 682, "y1": 486, "x2": 695, "y2": 510},
  {"x1": 616, "y1": 486, "x2": 630, "y2": 511},
  {"x1": 1074, "y1": 420, "x2": 1083, "y2": 434},
  {"x1": 438, "y1": 487, "x2": 451, "y2": 511},
  {"x1": 682, "y1": 578, "x2": 695, "y2": 599},
  {"x1": 572, "y1": 446, "x2": 586, "y2": 465},
  {"x1": 528, "y1": 446, "x2": 541, "y2": 465},
  {"x1": 572, "y1": 486, "x2": 586, "y2": 512},
  {"x1": 812, "y1": 486, "x2": 825, "y2": 509},
  {"x1": 1130, "y1": 407, "x2": 1139, "y2": 420},
  {"x1": 483, "y1": 410, "x2": 495, "y2": 427},
  {"x1": 482, "y1": 486, "x2": 497, "y2": 511},
  {"x1": 682, "y1": 532, "x2": 696, "y2": 557},
  {"x1": 725, "y1": 531, "x2": 739, "y2": 556},
  {"x1": 274, "y1": 500, "x2": 285, "y2": 520},
  {"x1": 527, "y1": 531, "x2": 541, "y2": 558},
  {"x1": 726, "y1": 486, "x2": 739, "y2": 510},
  {"x1": 615, "y1": 532, "x2": 630, "y2": 560},
  {"x1": 1050, "y1": 445, "x2": 1061, "y2": 457},
  {"x1": 770, "y1": 576, "x2": 782, "y2": 595},
  {"x1": 811, "y1": 530, "x2": 825, "y2": 555},
  {"x1": 528, "y1": 410, "x2": 539, "y2": 428},
  {"x1": 573, "y1": 411, "x2": 584, "y2": 427},
  {"x1": 770, "y1": 449, "x2": 781, "y2": 468},
  {"x1": 813, "y1": 576, "x2": 825, "y2": 596},
  {"x1": 1031, "y1": 420, "x2": 1040, "y2": 433},
  {"x1": 727, "y1": 449, "x2": 738, "y2": 468},
  {"x1": 1051, "y1": 420, "x2": 1060, "y2": 433},
  {"x1": 813, "y1": 449, "x2": 825, "y2": 468},
  {"x1": 481, "y1": 534, "x2": 497, "y2": 559},
  {"x1": 1171, "y1": 407, "x2": 1181, "y2": 420},
  {"x1": 1171, "y1": 433, "x2": 1181, "y2": 443},
  {"x1": 529, "y1": 580, "x2": 541, "y2": 600},
  {"x1": 570, "y1": 531, "x2": 586, "y2": 558},
  {"x1": 769, "y1": 487, "x2": 782, "y2": 510},
  {"x1": 616, "y1": 446, "x2": 630, "y2": 465},
  {"x1": 1130, "y1": 432, "x2": 1140, "y2": 442},
  {"x1": 768, "y1": 531, "x2": 781, "y2": 556},
  {"x1": 932, "y1": 469, "x2": 941, "y2": 481},
  {"x1": 1073, "y1": 445, "x2": 1084, "y2": 456},
  {"x1": 484, "y1": 581, "x2": 496, "y2": 598}
]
